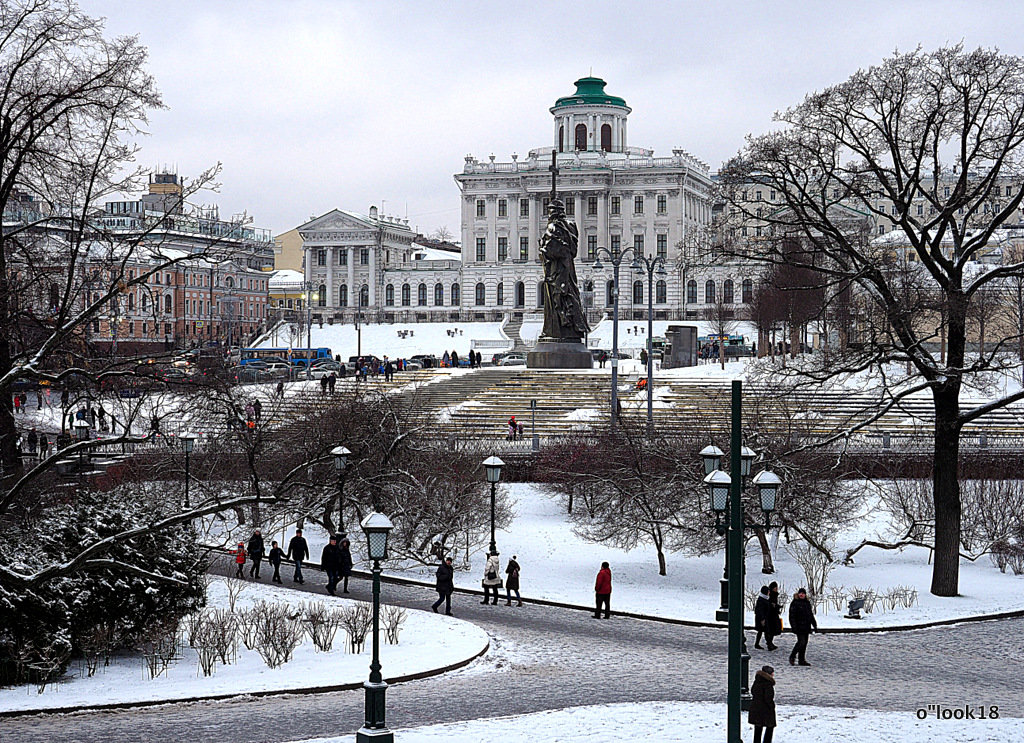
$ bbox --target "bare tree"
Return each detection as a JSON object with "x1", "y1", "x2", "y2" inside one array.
[{"x1": 721, "y1": 45, "x2": 1024, "y2": 596}]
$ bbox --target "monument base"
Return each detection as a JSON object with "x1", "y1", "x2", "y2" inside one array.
[{"x1": 527, "y1": 340, "x2": 593, "y2": 369}]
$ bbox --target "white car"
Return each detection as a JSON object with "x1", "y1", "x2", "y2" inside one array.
[{"x1": 500, "y1": 353, "x2": 527, "y2": 366}]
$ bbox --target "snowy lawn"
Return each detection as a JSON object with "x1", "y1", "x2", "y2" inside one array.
[
  {"x1": 258, "y1": 483, "x2": 1024, "y2": 630},
  {"x1": 0, "y1": 578, "x2": 487, "y2": 713},
  {"x1": 290, "y1": 700, "x2": 1023, "y2": 742}
]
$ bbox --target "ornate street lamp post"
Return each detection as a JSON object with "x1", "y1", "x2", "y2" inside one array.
[
  {"x1": 357, "y1": 511, "x2": 394, "y2": 743},
  {"x1": 700, "y1": 380, "x2": 781, "y2": 743},
  {"x1": 180, "y1": 433, "x2": 196, "y2": 508},
  {"x1": 73, "y1": 418, "x2": 90, "y2": 470},
  {"x1": 631, "y1": 253, "x2": 667, "y2": 433},
  {"x1": 593, "y1": 247, "x2": 640, "y2": 429},
  {"x1": 482, "y1": 455, "x2": 504, "y2": 556},
  {"x1": 332, "y1": 445, "x2": 351, "y2": 533}
]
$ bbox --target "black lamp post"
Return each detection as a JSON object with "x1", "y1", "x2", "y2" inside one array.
[
  {"x1": 73, "y1": 419, "x2": 90, "y2": 470},
  {"x1": 357, "y1": 511, "x2": 394, "y2": 743},
  {"x1": 181, "y1": 433, "x2": 196, "y2": 508},
  {"x1": 482, "y1": 455, "x2": 504, "y2": 557},
  {"x1": 593, "y1": 247, "x2": 640, "y2": 429},
  {"x1": 631, "y1": 253, "x2": 667, "y2": 434},
  {"x1": 332, "y1": 445, "x2": 351, "y2": 532},
  {"x1": 700, "y1": 380, "x2": 781, "y2": 743}
]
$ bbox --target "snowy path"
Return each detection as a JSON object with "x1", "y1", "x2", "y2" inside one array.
[{"x1": 4, "y1": 556, "x2": 1022, "y2": 743}]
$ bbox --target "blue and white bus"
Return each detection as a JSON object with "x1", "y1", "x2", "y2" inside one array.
[{"x1": 240, "y1": 347, "x2": 332, "y2": 367}]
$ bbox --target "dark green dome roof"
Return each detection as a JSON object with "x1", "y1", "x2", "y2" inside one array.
[{"x1": 553, "y1": 77, "x2": 627, "y2": 109}]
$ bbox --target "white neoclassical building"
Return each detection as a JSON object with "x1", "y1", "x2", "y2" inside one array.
[{"x1": 454, "y1": 76, "x2": 719, "y2": 321}]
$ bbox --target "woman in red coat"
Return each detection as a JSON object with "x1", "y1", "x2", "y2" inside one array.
[{"x1": 593, "y1": 561, "x2": 612, "y2": 619}]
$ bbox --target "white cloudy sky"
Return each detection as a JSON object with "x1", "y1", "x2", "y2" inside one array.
[{"x1": 80, "y1": 0, "x2": 1024, "y2": 239}]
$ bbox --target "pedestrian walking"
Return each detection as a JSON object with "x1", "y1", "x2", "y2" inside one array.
[
  {"x1": 247, "y1": 529, "x2": 265, "y2": 579},
  {"x1": 321, "y1": 535, "x2": 341, "y2": 595},
  {"x1": 593, "y1": 561, "x2": 612, "y2": 619},
  {"x1": 13, "y1": 393, "x2": 21, "y2": 416},
  {"x1": 44, "y1": 387, "x2": 53, "y2": 408},
  {"x1": 480, "y1": 552, "x2": 502, "y2": 605},
  {"x1": 18, "y1": 392, "x2": 27, "y2": 414},
  {"x1": 339, "y1": 533, "x2": 353, "y2": 593},
  {"x1": 233, "y1": 542, "x2": 247, "y2": 578},
  {"x1": 268, "y1": 540, "x2": 284, "y2": 583},
  {"x1": 451, "y1": 349, "x2": 459, "y2": 367},
  {"x1": 504, "y1": 555, "x2": 522, "y2": 606},
  {"x1": 749, "y1": 665, "x2": 777, "y2": 743},
  {"x1": 35, "y1": 388, "x2": 42, "y2": 409},
  {"x1": 507, "y1": 416, "x2": 517, "y2": 441},
  {"x1": 286, "y1": 528, "x2": 309, "y2": 583},
  {"x1": 788, "y1": 587, "x2": 817, "y2": 666},
  {"x1": 26, "y1": 428, "x2": 38, "y2": 457},
  {"x1": 327, "y1": 372, "x2": 336, "y2": 393},
  {"x1": 754, "y1": 585, "x2": 779, "y2": 651},
  {"x1": 39, "y1": 432, "x2": 49, "y2": 458},
  {"x1": 276, "y1": 380, "x2": 285, "y2": 397},
  {"x1": 432, "y1": 556, "x2": 455, "y2": 615},
  {"x1": 252, "y1": 398, "x2": 262, "y2": 421}
]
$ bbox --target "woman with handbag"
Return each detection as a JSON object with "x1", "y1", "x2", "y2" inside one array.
[
  {"x1": 481, "y1": 552, "x2": 502, "y2": 605},
  {"x1": 504, "y1": 555, "x2": 522, "y2": 606}
]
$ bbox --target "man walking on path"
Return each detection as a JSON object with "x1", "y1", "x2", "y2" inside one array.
[
  {"x1": 339, "y1": 534, "x2": 353, "y2": 593},
  {"x1": 594, "y1": 561, "x2": 612, "y2": 619},
  {"x1": 287, "y1": 528, "x2": 309, "y2": 584},
  {"x1": 432, "y1": 556, "x2": 455, "y2": 615},
  {"x1": 788, "y1": 587, "x2": 817, "y2": 666},
  {"x1": 505, "y1": 555, "x2": 522, "y2": 606},
  {"x1": 754, "y1": 585, "x2": 778, "y2": 651},
  {"x1": 321, "y1": 535, "x2": 341, "y2": 595},
  {"x1": 247, "y1": 529, "x2": 265, "y2": 579},
  {"x1": 268, "y1": 540, "x2": 284, "y2": 583},
  {"x1": 749, "y1": 665, "x2": 777, "y2": 743}
]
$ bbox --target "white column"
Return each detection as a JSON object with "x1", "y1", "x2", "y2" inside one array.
[
  {"x1": 346, "y1": 247, "x2": 355, "y2": 308},
  {"x1": 597, "y1": 190, "x2": 607, "y2": 248},
  {"x1": 528, "y1": 196, "x2": 538, "y2": 261},
  {"x1": 369, "y1": 244, "x2": 377, "y2": 306},
  {"x1": 325, "y1": 247, "x2": 334, "y2": 308}
]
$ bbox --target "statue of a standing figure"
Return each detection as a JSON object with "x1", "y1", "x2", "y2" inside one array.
[{"x1": 539, "y1": 199, "x2": 589, "y2": 341}]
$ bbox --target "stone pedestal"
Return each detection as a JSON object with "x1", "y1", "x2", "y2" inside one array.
[{"x1": 527, "y1": 340, "x2": 593, "y2": 369}]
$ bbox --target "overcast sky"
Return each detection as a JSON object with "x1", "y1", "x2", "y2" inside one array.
[{"x1": 81, "y1": 0, "x2": 1024, "y2": 240}]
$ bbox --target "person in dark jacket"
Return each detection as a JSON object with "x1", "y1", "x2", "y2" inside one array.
[
  {"x1": 321, "y1": 535, "x2": 342, "y2": 595},
  {"x1": 268, "y1": 540, "x2": 284, "y2": 583},
  {"x1": 748, "y1": 665, "x2": 777, "y2": 743},
  {"x1": 788, "y1": 587, "x2": 818, "y2": 666},
  {"x1": 247, "y1": 529, "x2": 265, "y2": 579},
  {"x1": 286, "y1": 528, "x2": 309, "y2": 584},
  {"x1": 339, "y1": 534, "x2": 353, "y2": 593},
  {"x1": 432, "y1": 556, "x2": 455, "y2": 615},
  {"x1": 504, "y1": 555, "x2": 522, "y2": 606},
  {"x1": 754, "y1": 584, "x2": 779, "y2": 650},
  {"x1": 593, "y1": 561, "x2": 612, "y2": 619}
]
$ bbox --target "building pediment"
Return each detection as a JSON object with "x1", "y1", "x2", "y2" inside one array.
[{"x1": 298, "y1": 209, "x2": 377, "y2": 244}]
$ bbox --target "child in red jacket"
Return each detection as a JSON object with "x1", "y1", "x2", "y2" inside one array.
[{"x1": 233, "y1": 542, "x2": 247, "y2": 578}]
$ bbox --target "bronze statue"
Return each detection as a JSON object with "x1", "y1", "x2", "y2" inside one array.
[{"x1": 539, "y1": 199, "x2": 589, "y2": 341}]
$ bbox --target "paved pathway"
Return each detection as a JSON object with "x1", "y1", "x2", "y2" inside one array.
[{"x1": 4, "y1": 561, "x2": 1023, "y2": 743}]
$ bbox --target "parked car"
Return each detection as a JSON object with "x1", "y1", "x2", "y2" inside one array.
[
  {"x1": 500, "y1": 352, "x2": 527, "y2": 366},
  {"x1": 401, "y1": 359, "x2": 423, "y2": 370},
  {"x1": 264, "y1": 361, "x2": 295, "y2": 379},
  {"x1": 309, "y1": 362, "x2": 342, "y2": 379},
  {"x1": 409, "y1": 354, "x2": 437, "y2": 369}
]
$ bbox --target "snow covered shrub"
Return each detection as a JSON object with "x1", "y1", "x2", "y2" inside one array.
[
  {"x1": 301, "y1": 601, "x2": 343, "y2": 652},
  {"x1": 0, "y1": 490, "x2": 207, "y2": 686},
  {"x1": 784, "y1": 540, "x2": 834, "y2": 598},
  {"x1": 382, "y1": 605, "x2": 407, "y2": 645},
  {"x1": 339, "y1": 604, "x2": 372, "y2": 653},
  {"x1": 250, "y1": 601, "x2": 303, "y2": 668}
]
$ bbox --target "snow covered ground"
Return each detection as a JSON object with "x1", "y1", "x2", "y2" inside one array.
[
  {"x1": 254, "y1": 483, "x2": 1024, "y2": 631},
  {"x1": 0, "y1": 578, "x2": 487, "y2": 713},
  {"x1": 291, "y1": 701, "x2": 1022, "y2": 743}
]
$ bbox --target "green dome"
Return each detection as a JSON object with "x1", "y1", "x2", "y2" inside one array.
[{"x1": 553, "y1": 77, "x2": 627, "y2": 109}]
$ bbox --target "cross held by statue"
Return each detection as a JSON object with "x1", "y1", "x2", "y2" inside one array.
[{"x1": 549, "y1": 150, "x2": 558, "y2": 202}]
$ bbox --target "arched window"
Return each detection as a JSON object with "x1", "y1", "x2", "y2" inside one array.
[
  {"x1": 515, "y1": 281, "x2": 525, "y2": 307},
  {"x1": 559, "y1": 125, "x2": 564, "y2": 153},
  {"x1": 633, "y1": 280, "x2": 643, "y2": 305},
  {"x1": 705, "y1": 280, "x2": 716, "y2": 304},
  {"x1": 317, "y1": 284, "x2": 326, "y2": 306},
  {"x1": 537, "y1": 282, "x2": 545, "y2": 308},
  {"x1": 656, "y1": 280, "x2": 667, "y2": 304},
  {"x1": 451, "y1": 283, "x2": 460, "y2": 305},
  {"x1": 385, "y1": 284, "x2": 395, "y2": 306},
  {"x1": 141, "y1": 293, "x2": 149, "y2": 311},
  {"x1": 475, "y1": 282, "x2": 486, "y2": 306},
  {"x1": 48, "y1": 283, "x2": 60, "y2": 310},
  {"x1": 164, "y1": 295, "x2": 172, "y2": 313},
  {"x1": 742, "y1": 279, "x2": 753, "y2": 304},
  {"x1": 496, "y1": 282, "x2": 504, "y2": 306},
  {"x1": 723, "y1": 279, "x2": 734, "y2": 304},
  {"x1": 583, "y1": 279, "x2": 594, "y2": 308},
  {"x1": 339, "y1": 284, "x2": 348, "y2": 307},
  {"x1": 687, "y1": 279, "x2": 697, "y2": 304},
  {"x1": 127, "y1": 293, "x2": 135, "y2": 311},
  {"x1": 417, "y1": 283, "x2": 427, "y2": 306},
  {"x1": 401, "y1": 283, "x2": 411, "y2": 306},
  {"x1": 601, "y1": 123, "x2": 612, "y2": 152},
  {"x1": 360, "y1": 284, "x2": 369, "y2": 307},
  {"x1": 575, "y1": 123, "x2": 587, "y2": 150},
  {"x1": 606, "y1": 280, "x2": 616, "y2": 307},
  {"x1": 434, "y1": 283, "x2": 444, "y2": 306}
]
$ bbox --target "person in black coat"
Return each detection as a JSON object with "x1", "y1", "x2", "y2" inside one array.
[
  {"x1": 788, "y1": 587, "x2": 818, "y2": 666},
  {"x1": 754, "y1": 583, "x2": 780, "y2": 650},
  {"x1": 339, "y1": 534, "x2": 353, "y2": 593},
  {"x1": 247, "y1": 529, "x2": 265, "y2": 579},
  {"x1": 268, "y1": 540, "x2": 284, "y2": 583},
  {"x1": 286, "y1": 528, "x2": 309, "y2": 584},
  {"x1": 432, "y1": 556, "x2": 455, "y2": 615},
  {"x1": 748, "y1": 665, "x2": 777, "y2": 743},
  {"x1": 321, "y1": 535, "x2": 342, "y2": 595},
  {"x1": 504, "y1": 555, "x2": 522, "y2": 606}
]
